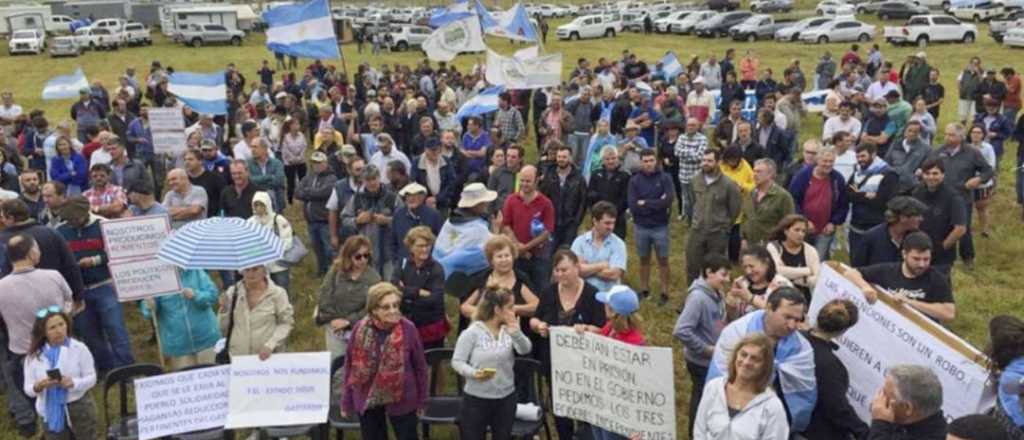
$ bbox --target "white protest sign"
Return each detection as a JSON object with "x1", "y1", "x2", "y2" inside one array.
[
  {"x1": 100, "y1": 215, "x2": 172, "y2": 262},
  {"x1": 549, "y1": 327, "x2": 676, "y2": 439},
  {"x1": 807, "y1": 264, "x2": 995, "y2": 422},
  {"x1": 109, "y1": 258, "x2": 182, "y2": 302},
  {"x1": 135, "y1": 365, "x2": 230, "y2": 440},
  {"x1": 148, "y1": 107, "x2": 187, "y2": 155},
  {"x1": 225, "y1": 352, "x2": 331, "y2": 429}
]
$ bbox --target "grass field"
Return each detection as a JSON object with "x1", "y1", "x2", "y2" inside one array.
[{"x1": 1, "y1": 13, "x2": 1023, "y2": 439}]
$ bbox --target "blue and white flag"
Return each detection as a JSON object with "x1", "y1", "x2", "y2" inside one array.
[
  {"x1": 801, "y1": 89, "x2": 829, "y2": 113},
  {"x1": 708, "y1": 310, "x2": 818, "y2": 432},
  {"x1": 485, "y1": 3, "x2": 538, "y2": 42},
  {"x1": 432, "y1": 217, "x2": 492, "y2": 280},
  {"x1": 475, "y1": 0, "x2": 500, "y2": 30},
  {"x1": 660, "y1": 52, "x2": 683, "y2": 80},
  {"x1": 263, "y1": 0, "x2": 340, "y2": 60},
  {"x1": 456, "y1": 85, "x2": 505, "y2": 119},
  {"x1": 429, "y1": 0, "x2": 472, "y2": 28},
  {"x1": 42, "y1": 68, "x2": 89, "y2": 101},
  {"x1": 168, "y1": 71, "x2": 228, "y2": 115}
]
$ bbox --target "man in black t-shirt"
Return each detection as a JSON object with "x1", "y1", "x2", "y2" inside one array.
[
  {"x1": 856, "y1": 232, "x2": 955, "y2": 324},
  {"x1": 911, "y1": 158, "x2": 966, "y2": 272}
]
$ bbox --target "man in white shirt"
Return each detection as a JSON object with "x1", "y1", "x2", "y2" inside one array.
[
  {"x1": 368, "y1": 133, "x2": 410, "y2": 186},
  {"x1": 865, "y1": 69, "x2": 899, "y2": 103},
  {"x1": 0, "y1": 91, "x2": 22, "y2": 135},
  {"x1": 822, "y1": 101, "x2": 863, "y2": 141},
  {"x1": 830, "y1": 130, "x2": 858, "y2": 182},
  {"x1": 233, "y1": 120, "x2": 257, "y2": 160},
  {"x1": 162, "y1": 168, "x2": 208, "y2": 229}
]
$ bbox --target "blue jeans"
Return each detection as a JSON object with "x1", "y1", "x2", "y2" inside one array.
[
  {"x1": 635, "y1": 224, "x2": 670, "y2": 259},
  {"x1": 308, "y1": 221, "x2": 334, "y2": 276},
  {"x1": 515, "y1": 252, "x2": 552, "y2": 294},
  {"x1": 811, "y1": 232, "x2": 835, "y2": 261},
  {"x1": 959, "y1": 201, "x2": 975, "y2": 262},
  {"x1": 1, "y1": 347, "x2": 35, "y2": 429},
  {"x1": 568, "y1": 132, "x2": 590, "y2": 167},
  {"x1": 74, "y1": 283, "x2": 134, "y2": 372}
]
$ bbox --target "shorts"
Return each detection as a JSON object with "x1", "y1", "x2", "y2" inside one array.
[
  {"x1": 974, "y1": 185, "x2": 995, "y2": 202},
  {"x1": 634, "y1": 224, "x2": 670, "y2": 259},
  {"x1": 957, "y1": 99, "x2": 975, "y2": 122}
]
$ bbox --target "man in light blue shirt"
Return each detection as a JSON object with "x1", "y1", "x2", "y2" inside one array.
[{"x1": 570, "y1": 201, "x2": 626, "y2": 292}]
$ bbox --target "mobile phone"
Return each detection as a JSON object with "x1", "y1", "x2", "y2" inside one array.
[
  {"x1": 46, "y1": 369, "x2": 61, "y2": 380},
  {"x1": 480, "y1": 368, "x2": 497, "y2": 377}
]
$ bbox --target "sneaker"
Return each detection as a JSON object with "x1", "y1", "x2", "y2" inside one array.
[{"x1": 658, "y1": 293, "x2": 670, "y2": 306}]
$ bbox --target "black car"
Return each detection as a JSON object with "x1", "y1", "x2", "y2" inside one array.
[
  {"x1": 707, "y1": 0, "x2": 741, "y2": 11},
  {"x1": 876, "y1": 1, "x2": 929, "y2": 20},
  {"x1": 695, "y1": 11, "x2": 753, "y2": 36}
]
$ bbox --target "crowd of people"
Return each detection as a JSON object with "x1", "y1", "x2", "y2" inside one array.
[{"x1": 0, "y1": 39, "x2": 1020, "y2": 440}]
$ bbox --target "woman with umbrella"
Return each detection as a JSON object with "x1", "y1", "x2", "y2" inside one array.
[
  {"x1": 341, "y1": 282, "x2": 428, "y2": 440},
  {"x1": 218, "y1": 265, "x2": 294, "y2": 360},
  {"x1": 316, "y1": 235, "x2": 381, "y2": 361}
]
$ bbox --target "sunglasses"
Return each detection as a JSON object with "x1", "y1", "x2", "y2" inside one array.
[
  {"x1": 36, "y1": 305, "x2": 61, "y2": 319},
  {"x1": 353, "y1": 253, "x2": 371, "y2": 261}
]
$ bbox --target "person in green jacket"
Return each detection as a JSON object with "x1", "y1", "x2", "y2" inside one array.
[
  {"x1": 741, "y1": 158, "x2": 796, "y2": 247},
  {"x1": 901, "y1": 52, "x2": 930, "y2": 103},
  {"x1": 141, "y1": 269, "x2": 222, "y2": 370},
  {"x1": 958, "y1": 57, "x2": 983, "y2": 125}
]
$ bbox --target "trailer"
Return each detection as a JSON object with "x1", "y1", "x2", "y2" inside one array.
[
  {"x1": 160, "y1": 4, "x2": 256, "y2": 35},
  {"x1": 47, "y1": 0, "x2": 131, "y2": 20},
  {"x1": 0, "y1": 5, "x2": 51, "y2": 35}
]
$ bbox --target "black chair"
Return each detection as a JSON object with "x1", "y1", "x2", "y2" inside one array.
[
  {"x1": 171, "y1": 364, "x2": 232, "y2": 440},
  {"x1": 420, "y1": 347, "x2": 463, "y2": 439},
  {"x1": 511, "y1": 357, "x2": 552, "y2": 440},
  {"x1": 259, "y1": 424, "x2": 324, "y2": 440},
  {"x1": 104, "y1": 363, "x2": 164, "y2": 440},
  {"x1": 328, "y1": 355, "x2": 360, "y2": 439}
]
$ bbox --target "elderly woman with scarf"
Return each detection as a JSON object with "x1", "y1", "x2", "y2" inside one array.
[
  {"x1": 341, "y1": 282, "x2": 428, "y2": 440},
  {"x1": 247, "y1": 191, "x2": 295, "y2": 290},
  {"x1": 23, "y1": 308, "x2": 97, "y2": 440}
]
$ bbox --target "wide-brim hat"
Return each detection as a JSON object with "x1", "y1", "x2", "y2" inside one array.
[{"x1": 457, "y1": 182, "x2": 498, "y2": 208}]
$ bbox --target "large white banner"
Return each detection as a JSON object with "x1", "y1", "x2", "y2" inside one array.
[
  {"x1": 808, "y1": 265, "x2": 995, "y2": 422},
  {"x1": 485, "y1": 49, "x2": 562, "y2": 90},
  {"x1": 135, "y1": 365, "x2": 231, "y2": 440},
  {"x1": 224, "y1": 352, "x2": 331, "y2": 429},
  {"x1": 549, "y1": 327, "x2": 676, "y2": 439}
]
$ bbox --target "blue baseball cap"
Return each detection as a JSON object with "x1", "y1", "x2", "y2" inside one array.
[{"x1": 596, "y1": 285, "x2": 640, "y2": 316}]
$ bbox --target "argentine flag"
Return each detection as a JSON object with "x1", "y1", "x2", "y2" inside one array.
[
  {"x1": 263, "y1": 0, "x2": 340, "y2": 60},
  {"x1": 168, "y1": 71, "x2": 228, "y2": 115},
  {"x1": 429, "y1": 0, "x2": 472, "y2": 28},
  {"x1": 433, "y1": 216, "x2": 492, "y2": 282},
  {"x1": 801, "y1": 89, "x2": 829, "y2": 113},
  {"x1": 479, "y1": 2, "x2": 538, "y2": 42},
  {"x1": 456, "y1": 86, "x2": 505, "y2": 120},
  {"x1": 42, "y1": 68, "x2": 89, "y2": 100},
  {"x1": 660, "y1": 51, "x2": 683, "y2": 80}
]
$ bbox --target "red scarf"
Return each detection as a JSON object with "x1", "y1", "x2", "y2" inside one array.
[{"x1": 346, "y1": 317, "x2": 406, "y2": 410}]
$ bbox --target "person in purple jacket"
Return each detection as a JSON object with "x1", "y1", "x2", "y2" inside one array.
[
  {"x1": 789, "y1": 146, "x2": 849, "y2": 261},
  {"x1": 341, "y1": 282, "x2": 428, "y2": 440}
]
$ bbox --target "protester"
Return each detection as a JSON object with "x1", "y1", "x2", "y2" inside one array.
[
  {"x1": 966, "y1": 124, "x2": 997, "y2": 238},
  {"x1": 851, "y1": 196, "x2": 927, "y2": 268},
  {"x1": 23, "y1": 308, "x2": 97, "y2": 440},
  {"x1": 452, "y1": 286, "x2": 532, "y2": 440},
  {"x1": 868, "y1": 364, "x2": 946, "y2": 440},
  {"x1": 911, "y1": 158, "x2": 967, "y2": 271},
  {"x1": 248, "y1": 191, "x2": 294, "y2": 289},
  {"x1": 571, "y1": 201, "x2": 626, "y2": 292},
  {"x1": 790, "y1": 146, "x2": 848, "y2": 260},
  {"x1": 316, "y1": 235, "x2": 380, "y2": 361},
  {"x1": 328, "y1": 157, "x2": 366, "y2": 249},
  {"x1": 538, "y1": 144, "x2": 587, "y2": 249},
  {"x1": 460, "y1": 235, "x2": 539, "y2": 339},
  {"x1": 163, "y1": 168, "x2": 207, "y2": 229},
  {"x1": 184, "y1": 149, "x2": 225, "y2": 217},
  {"x1": 629, "y1": 149, "x2": 676, "y2": 303},
  {"x1": 854, "y1": 232, "x2": 955, "y2": 323},
  {"x1": 389, "y1": 183, "x2": 442, "y2": 265},
  {"x1": 586, "y1": 146, "x2": 631, "y2": 239},
  {"x1": 847, "y1": 143, "x2": 899, "y2": 254},
  {"x1": 140, "y1": 269, "x2": 221, "y2": 370},
  {"x1": 947, "y1": 414, "x2": 1011, "y2": 440},
  {"x1": 741, "y1": 158, "x2": 795, "y2": 247},
  {"x1": 341, "y1": 164, "x2": 400, "y2": 280},
  {"x1": 218, "y1": 265, "x2": 294, "y2": 359},
  {"x1": 392, "y1": 226, "x2": 446, "y2": 353},
  {"x1": 582, "y1": 285, "x2": 644, "y2": 440},
  {"x1": 341, "y1": 282, "x2": 428, "y2": 440},
  {"x1": 930, "y1": 122, "x2": 994, "y2": 267},
  {"x1": 986, "y1": 315, "x2": 1024, "y2": 439},
  {"x1": 529, "y1": 249, "x2": 606, "y2": 440},
  {"x1": 801, "y1": 299, "x2": 870, "y2": 439},
  {"x1": 502, "y1": 165, "x2": 554, "y2": 292},
  {"x1": 294, "y1": 151, "x2": 337, "y2": 276},
  {"x1": 693, "y1": 333, "x2": 789, "y2": 440},
  {"x1": 766, "y1": 214, "x2": 821, "y2": 298},
  {"x1": 687, "y1": 149, "x2": 740, "y2": 283}
]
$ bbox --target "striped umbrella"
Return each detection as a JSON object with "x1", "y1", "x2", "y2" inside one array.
[{"x1": 157, "y1": 217, "x2": 285, "y2": 271}]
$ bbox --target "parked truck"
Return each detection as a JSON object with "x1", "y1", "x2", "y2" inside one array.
[
  {"x1": 730, "y1": 14, "x2": 796, "y2": 41},
  {"x1": 883, "y1": 14, "x2": 977, "y2": 46}
]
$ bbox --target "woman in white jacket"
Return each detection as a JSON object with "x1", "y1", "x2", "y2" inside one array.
[
  {"x1": 248, "y1": 191, "x2": 294, "y2": 289},
  {"x1": 694, "y1": 333, "x2": 789, "y2": 440}
]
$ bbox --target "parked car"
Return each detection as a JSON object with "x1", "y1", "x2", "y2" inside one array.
[
  {"x1": 751, "y1": 0, "x2": 795, "y2": 12},
  {"x1": 46, "y1": 15, "x2": 74, "y2": 35},
  {"x1": 72, "y1": 27, "x2": 121, "y2": 50},
  {"x1": 172, "y1": 23, "x2": 245, "y2": 47},
  {"x1": 990, "y1": 9, "x2": 1024, "y2": 41},
  {"x1": 877, "y1": 1, "x2": 931, "y2": 19},
  {"x1": 855, "y1": 0, "x2": 890, "y2": 14},
  {"x1": 655, "y1": 10, "x2": 691, "y2": 32},
  {"x1": 775, "y1": 16, "x2": 833, "y2": 41},
  {"x1": 8, "y1": 29, "x2": 46, "y2": 55},
  {"x1": 883, "y1": 14, "x2": 977, "y2": 45},
  {"x1": 801, "y1": 18, "x2": 876, "y2": 42},
  {"x1": 707, "y1": 0, "x2": 741, "y2": 11},
  {"x1": 817, "y1": 0, "x2": 855, "y2": 15},
  {"x1": 694, "y1": 10, "x2": 753, "y2": 36},
  {"x1": 49, "y1": 35, "x2": 81, "y2": 57},
  {"x1": 123, "y1": 22, "x2": 152, "y2": 46},
  {"x1": 89, "y1": 18, "x2": 127, "y2": 43},
  {"x1": 664, "y1": 9, "x2": 716, "y2": 33},
  {"x1": 951, "y1": 1, "x2": 1004, "y2": 21},
  {"x1": 556, "y1": 14, "x2": 620, "y2": 39},
  {"x1": 1004, "y1": 27, "x2": 1024, "y2": 46},
  {"x1": 388, "y1": 25, "x2": 430, "y2": 50},
  {"x1": 730, "y1": 14, "x2": 797, "y2": 40}
]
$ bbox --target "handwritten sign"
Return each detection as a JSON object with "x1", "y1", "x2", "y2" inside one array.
[
  {"x1": 149, "y1": 108, "x2": 186, "y2": 156},
  {"x1": 149, "y1": 108, "x2": 186, "y2": 131},
  {"x1": 135, "y1": 365, "x2": 230, "y2": 440},
  {"x1": 110, "y1": 258, "x2": 183, "y2": 302},
  {"x1": 808, "y1": 265, "x2": 995, "y2": 422},
  {"x1": 100, "y1": 215, "x2": 172, "y2": 262},
  {"x1": 153, "y1": 131, "x2": 187, "y2": 156},
  {"x1": 224, "y1": 352, "x2": 331, "y2": 429},
  {"x1": 549, "y1": 327, "x2": 676, "y2": 439}
]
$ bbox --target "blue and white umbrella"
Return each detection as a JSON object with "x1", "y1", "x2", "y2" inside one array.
[{"x1": 157, "y1": 217, "x2": 284, "y2": 271}]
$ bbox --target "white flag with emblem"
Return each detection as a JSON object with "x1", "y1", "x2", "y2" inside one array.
[{"x1": 422, "y1": 15, "x2": 485, "y2": 62}]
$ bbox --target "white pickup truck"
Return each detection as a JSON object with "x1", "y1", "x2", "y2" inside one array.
[
  {"x1": 8, "y1": 29, "x2": 46, "y2": 55},
  {"x1": 123, "y1": 22, "x2": 152, "y2": 46},
  {"x1": 883, "y1": 14, "x2": 977, "y2": 46}
]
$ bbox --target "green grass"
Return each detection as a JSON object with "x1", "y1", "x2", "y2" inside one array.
[{"x1": 2, "y1": 16, "x2": 1024, "y2": 439}]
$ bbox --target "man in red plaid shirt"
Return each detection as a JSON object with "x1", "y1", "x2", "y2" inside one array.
[{"x1": 83, "y1": 163, "x2": 127, "y2": 218}]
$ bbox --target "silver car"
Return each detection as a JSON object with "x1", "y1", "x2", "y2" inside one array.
[
  {"x1": 49, "y1": 36, "x2": 81, "y2": 57},
  {"x1": 800, "y1": 18, "x2": 875, "y2": 43}
]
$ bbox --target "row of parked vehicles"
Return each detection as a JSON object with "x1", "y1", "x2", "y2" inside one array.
[{"x1": 9, "y1": 19, "x2": 152, "y2": 56}]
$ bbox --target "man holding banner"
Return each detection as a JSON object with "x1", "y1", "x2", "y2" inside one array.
[{"x1": 853, "y1": 232, "x2": 956, "y2": 324}]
